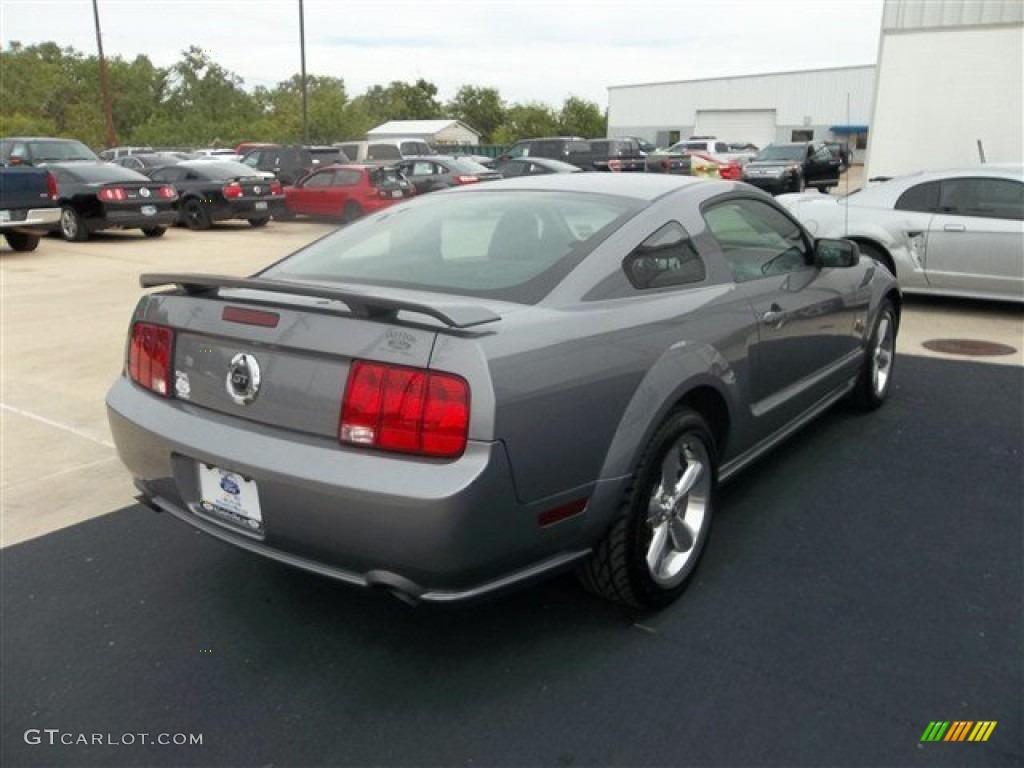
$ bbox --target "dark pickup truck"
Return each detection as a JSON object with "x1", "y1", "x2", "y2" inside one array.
[
  {"x1": 0, "y1": 166, "x2": 60, "y2": 251},
  {"x1": 588, "y1": 138, "x2": 647, "y2": 172}
]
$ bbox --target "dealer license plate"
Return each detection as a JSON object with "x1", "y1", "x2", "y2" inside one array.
[
  {"x1": 391, "y1": 190, "x2": 403, "y2": 198},
  {"x1": 140, "y1": 205, "x2": 157, "y2": 216},
  {"x1": 197, "y1": 464, "x2": 263, "y2": 531},
  {"x1": 254, "y1": 201, "x2": 268, "y2": 210}
]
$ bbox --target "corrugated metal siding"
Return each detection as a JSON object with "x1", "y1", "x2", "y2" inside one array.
[
  {"x1": 883, "y1": 0, "x2": 1024, "y2": 30},
  {"x1": 608, "y1": 66, "x2": 876, "y2": 128}
]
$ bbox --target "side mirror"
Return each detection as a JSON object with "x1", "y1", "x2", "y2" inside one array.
[{"x1": 814, "y1": 238, "x2": 860, "y2": 268}]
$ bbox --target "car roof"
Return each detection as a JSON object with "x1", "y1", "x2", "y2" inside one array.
[{"x1": 451, "y1": 170, "x2": 712, "y2": 200}]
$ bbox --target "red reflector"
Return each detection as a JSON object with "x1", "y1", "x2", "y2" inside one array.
[
  {"x1": 222, "y1": 306, "x2": 280, "y2": 328},
  {"x1": 538, "y1": 498, "x2": 588, "y2": 527},
  {"x1": 129, "y1": 322, "x2": 174, "y2": 396},
  {"x1": 340, "y1": 361, "x2": 469, "y2": 458}
]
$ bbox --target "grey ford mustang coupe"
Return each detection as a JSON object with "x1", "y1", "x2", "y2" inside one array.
[{"x1": 107, "y1": 174, "x2": 900, "y2": 609}]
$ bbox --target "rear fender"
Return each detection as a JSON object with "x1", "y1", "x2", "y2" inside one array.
[{"x1": 596, "y1": 341, "x2": 741, "y2": 490}]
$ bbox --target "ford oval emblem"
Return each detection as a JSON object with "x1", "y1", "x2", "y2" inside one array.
[
  {"x1": 226, "y1": 353, "x2": 261, "y2": 405},
  {"x1": 220, "y1": 476, "x2": 241, "y2": 495}
]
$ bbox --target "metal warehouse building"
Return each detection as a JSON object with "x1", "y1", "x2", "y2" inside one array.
[
  {"x1": 868, "y1": 0, "x2": 1023, "y2": 176},
  {"x1": 607, "y1": 65, "x2": 875, "y2": 160}
]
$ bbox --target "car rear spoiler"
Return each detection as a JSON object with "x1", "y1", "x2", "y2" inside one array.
[{"x1": 140, "y1": 273, "x2": 501, "y2": 329}]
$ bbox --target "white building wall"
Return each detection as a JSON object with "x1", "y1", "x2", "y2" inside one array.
[
  {"x1": 867, "y1": 19, "x2": 1023, "y2": 176},
  {"x1": 607, "y1": 66, "x2": 875, "y2": 145}
]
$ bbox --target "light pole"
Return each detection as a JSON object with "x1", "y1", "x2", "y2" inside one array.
[
  {"x1": 299, "y1": 0, "x2": 308, "y2": 144},
  {"x1": 92, "y1": 0, "x2": 117, "y2": 147}
]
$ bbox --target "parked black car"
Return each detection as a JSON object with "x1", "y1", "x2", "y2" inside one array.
[
  {"x1": 0, "y1": 137, "x2": 99, "y2": 166},
  {"x1": 47, "y1": 162, "x2": 178, "y2": 241},
  {"x1": 394, "y1": 156, "x2": 501, "y2": 194},
  {"x1": 492, "y1": 157, "x2": 583, "y2": 177},
  {"x1": 742, "y1": 142, "x2": 841, "y2": 194},
  {"x1": 496, "y1": 137, "x2": 594, "y2": 170},
  {"x1": 145, "y1": 161, "x2": 284, "y2": 230},
  {"x1": 239, "y1": 145, "x2": 315, "y2": 185},
  {"x1": 588, "y1": 138, "x2": 647, "y2": 172}
]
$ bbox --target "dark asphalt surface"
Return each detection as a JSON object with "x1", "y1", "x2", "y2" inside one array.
[{"x1": 3, "y1": 355, "x2": 1022, "y2": 768}]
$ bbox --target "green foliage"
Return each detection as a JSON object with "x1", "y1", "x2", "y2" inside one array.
[
  {"x1": 558, "y1": 96, "x2": 606, "y2": 139},
  {"x1": 0, "y1": 41, "x2": 605, "y2": 150},
  {"x1": 445, "y1": 86, "x2": 505, "y2": 143}
]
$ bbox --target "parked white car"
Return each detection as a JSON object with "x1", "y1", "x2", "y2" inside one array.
[{"x1": 778, "y1": 166, "x2": 1023, "y2": 303}]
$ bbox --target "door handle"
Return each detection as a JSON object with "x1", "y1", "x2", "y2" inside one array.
[{"x1": 944, "y1": 224, "x2": 966, "y2": 232}]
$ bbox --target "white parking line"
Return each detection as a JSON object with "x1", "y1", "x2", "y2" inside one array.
[{"x1": 0, "y1": 403, "x2": 115, "y2": 449}]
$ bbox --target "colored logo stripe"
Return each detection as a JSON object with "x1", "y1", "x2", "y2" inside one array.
[{"x1": 920, "y1": 721, "x2": 996, "y2": 742}]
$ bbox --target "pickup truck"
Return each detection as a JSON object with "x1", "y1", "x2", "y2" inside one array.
[
  {"x1": 0, "y1": 165, "x2": 60, "y2": 251},
  {"x1": 588, "y1": 138, "x2": 647, "y2": 172},
  {"x1": 665, "y1": 138, "x2": 758, "y2": 166}
]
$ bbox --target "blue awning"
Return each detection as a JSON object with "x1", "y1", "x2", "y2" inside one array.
[{"x1": 830, "y1": 125, "x2": 869, "y2": 134}]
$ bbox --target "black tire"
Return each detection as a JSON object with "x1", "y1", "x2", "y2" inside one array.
[
  {"x1": 248, "y1": 216, "x2": 270, "y2": 228},
  {"x1": 855, "y1": 240, "x2": 896, "y2": 279},
  {"x1": 142, "y1": 226, "x2": 166, "y2": 238},
  {"x1": 343, "y1": 201, "x2": 363, "y2": 223},
  {"x1": 577, "y1": 408, "x2": 717, "y2": 610},
  {"x1": 4, "y1": 231, "x2": 40, "y2": 252},
  {"x1": 59, "y1": 205, "x2": 88, "y2": 242},
  {"x1": 853, "y1": 300, "x2": 897, "y2": 412},
  {"x1": 181, "y1": 198, "x2": 212, "y2": 231}
]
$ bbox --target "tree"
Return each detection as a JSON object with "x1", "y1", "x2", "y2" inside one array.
[
  {"x1": 558, "y1": 96, "x2": 606, "y2": 139},
  {"x1": 354, "y1": 79, "x2": 442, "y2": 124},
  {"x1": 446, "y1": 85, "x2": 505, "y2": 143},
  {"x1": 492, "y1": 103, "x2": 559, "y2": 144}
]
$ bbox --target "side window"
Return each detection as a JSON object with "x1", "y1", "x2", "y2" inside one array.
[
  {"x1": 895, "y1": 181, "x2": 940, "y2": 213},
  {"x1": 507, "y1": 143, "x2": 529, "y2": 158},
  {"x1": 303, "y1": 171, "x2": 334, "y2": 188},
  {"x1": 715, "y1": 142, "x2": 729, "y2": 153},
  {"x1": 812, "y1": 145, "x2": 832, "y2": 163},
  {"x1": 367, "y1": 144, "x2": 400, "y2": 161},
  {"x1": 624, "y1": 222, "x2": 706, "y2": 290},
  {"x1": 938, "y1": 177, "x2": 1023, "y2": 220},
  {"x1": 241, "y1": 153, "x2": 260, "y2": 167},
  {"x1": 149, "y1": 167, "x2": 169, "y2": 182},
  {"x1": 703, "y1": 198, "x2": 810, "y2": 282},
  {"x1": 334, "y1": 170, "x2": 362, "y2": 186},
  {"x1": 412, "y1": 161, "x2": 435, "y2": 176}
]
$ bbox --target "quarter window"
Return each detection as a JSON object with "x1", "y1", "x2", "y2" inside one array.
[
  {"x1": 703, "y1": 198, "x2": 810, "y2": 282},
  {"x1": 895, "y1": 181, "x2": 940, "y2": 213},
  {"x1": 624, "y1": 222, "x2": 705, "y2": 289}
]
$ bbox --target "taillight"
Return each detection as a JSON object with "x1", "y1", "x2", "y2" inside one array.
[
  {"x1": 45, "y1": 172, "x2": 57, "y2": 200},
  {"x1": 269, "y1": 181, "x2": 283, "y2": 195},
  {"x1": 98, "y1": 187, "x2": 128, "y2": 202},
  {"x1": 157, "y1": 185, "x2": 177, "y2": 199},
  {"x1": 340, "y1": 361, "x2": 469, "y2": 458},
  {"x1": 223, "y1": 182, "x2": 243, "y2": 199},
  {"x1": 661, "y1": 158, "x2": 670, "y2": 170},
  {"x1": 454, "y1": 175, "x2": 479, "y2": 184},
  {"x1": 129, "y1": 322, "x2": 174, "y2": 397}
]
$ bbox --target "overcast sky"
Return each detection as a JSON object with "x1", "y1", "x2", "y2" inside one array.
[{"x1": 1, "y1": 0, "x2": 885, "y2": 107}]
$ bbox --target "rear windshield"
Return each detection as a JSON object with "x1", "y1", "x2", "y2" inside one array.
[
  {"x1": 261, "y1": 191, "x2": 642, "y2": 304},
  {"x1": 29, "y1": 140, "x2": 98, "y2": 162},
  {"x1": 185, "y1": 161, "x2": 262, "y2": 179},
  {"x1": 368, "y1": 167, "x2": 407, "y2": 189},
  {"x1": 62, "y1": 163, "x2": 148, "y2": 182}
]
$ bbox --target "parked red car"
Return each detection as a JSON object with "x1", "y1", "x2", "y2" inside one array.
[
  {"x1": 687, "y1": 151, "x2": 742, "y2": 181},
  {"x1": 282, "y1": 164, "x2": 415, "y2": 222}
]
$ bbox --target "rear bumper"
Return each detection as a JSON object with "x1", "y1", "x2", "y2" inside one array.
[
  {"x1": 106, "y1": 377, "x2": 594, "y2": 601},
  {"x1": 211, "y1": 198, "x2": 285, "y2": 222},
  {"x1": 0, "y1": 207, "x2": 61, "y2": 230},
  {"x1": 93, "y1": 209, "x2": 178, "y2": 231}
]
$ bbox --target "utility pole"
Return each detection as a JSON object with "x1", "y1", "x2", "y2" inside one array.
[
  {"x1": 299, "y1": 0, "x2": 309, "y2": 144},
  {"x1": 92, "y1": 0, "x2": 118, "y2": 148}
]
